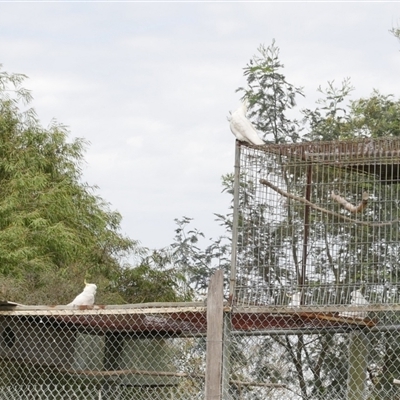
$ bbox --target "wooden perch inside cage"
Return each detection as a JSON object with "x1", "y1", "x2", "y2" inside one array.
[
  {"x1": 331, "y1": 191, "x2": 369, "y2": 213},
  {"x1": 259, "y1": 178, "x2": 393, "y2": 227}
]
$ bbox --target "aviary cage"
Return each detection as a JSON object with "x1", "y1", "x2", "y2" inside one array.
[{"x1": 230, "y1": 138, "x2": 400, "y2": 311}]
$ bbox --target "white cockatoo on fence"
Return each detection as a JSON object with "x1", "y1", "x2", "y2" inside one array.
[
  {"x1": 229, "y1": 100, "x2": 265, "y2": 146},
  {"x1": 67, "y1": 281, "x2": 97, "y2": 306},
  {"x1": 339, "y1": 289, "x2": 369, "y2": 319}
]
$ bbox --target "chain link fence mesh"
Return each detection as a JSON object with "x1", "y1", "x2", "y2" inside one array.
[
  {"x1": 1, "y1": 306, "x2": 400, "y2": 399},
  {"x1": 0, "y1": 306, "x2": 207, "y2": 399}
]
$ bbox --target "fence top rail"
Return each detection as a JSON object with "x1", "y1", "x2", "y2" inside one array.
[
  {"x1": 245, "y1": 136, "x2": 400, "y2": 159},
  {"x1": 1, "y1": 301, "x2": 399, "y2": 316},
  {"x1": 242, "y1": 138, "x2": 400, "y2": 182},
  {"x1": 0, "y1": 301, "x2": 208, "y2": 316},
  {"x1": 1, "y1": 300, "x2": 398, "y2": 334}
]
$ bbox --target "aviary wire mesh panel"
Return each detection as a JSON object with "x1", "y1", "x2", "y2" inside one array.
[{"x1": 232, "y1": 138, "x2": 400, "y2": 308}]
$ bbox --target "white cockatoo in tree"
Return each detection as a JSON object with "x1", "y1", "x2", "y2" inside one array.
[
  {"x1": 67, "y1": 281, "x2": 97, "y2": 306},
  {"x1": 229, "y1": 100, "x2": 265, "y2": 146},
  {"x1": 340, "y1": 289, "x2": 369, "y2": 319}
]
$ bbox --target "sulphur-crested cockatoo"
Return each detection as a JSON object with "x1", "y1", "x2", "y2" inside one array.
[
  {"x1": 288, "y1": 292, "x2": 301, "y2": 307},
  {"x1": 340, "y1": 289, "x2": 369, "y2": 319},
  {"x1": 67, "y1": 282, "x2": 97, "y2": 306},
  {"x1": 229, "y1": 100, "x2": 265, "y2": 145}
]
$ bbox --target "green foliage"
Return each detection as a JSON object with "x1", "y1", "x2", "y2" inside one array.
[
  {"x1": 302, "y1": 78, "x2": 354, "y2": 141},
  {"x1": 170, "y1": 217, "x2": 230, "y2": 294},
  {"x1": 111, "y1": 262, "x2": 186, "y2": 303},
  {"x1": 104, "y1": 215, "x2": 231, "y2": 303},
  {"x1": 236, "y1": 40, "x2": 304, "y2": 143},
  {"x1": 390, "y1": 26, "x2": 400, "y2": 43},
  {"x1": 0, "y1": 64, "x2": 198, "y2": 306},
  {"x1": 0, "y1": 65, "x2": 144, "y2": 304},
  {"x1": 302, "y1": 84, "x2": 400, "y2": 142},
  {"x1": 0, "y1": 66, "x2": 136, "y2": 282},
  {"x1": 348, "y1": 91, "x2": 400, "y2": 138}
]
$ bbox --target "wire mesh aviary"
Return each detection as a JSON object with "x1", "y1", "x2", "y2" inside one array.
[{"x1": 231, "y1": 138, "x2": 400, "y2": 310}]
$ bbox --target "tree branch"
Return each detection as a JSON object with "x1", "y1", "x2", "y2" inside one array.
[
  {"x1": 260, "y1": 178, "x2": 395, "y2": 227},
  {"x1": 331, "y1": 191, "x2": 369, "y2": 213}
]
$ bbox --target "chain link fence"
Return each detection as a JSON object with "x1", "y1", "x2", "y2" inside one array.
[
  {"x1": 2, "y1": 304, "x2": 400, "y2": 399},
  {"x1": 0, "y1": 304, "x2": 208, "y2": 399},
  {"x1": 226, "y1": 307, "x2": 400, "y2": 399}
]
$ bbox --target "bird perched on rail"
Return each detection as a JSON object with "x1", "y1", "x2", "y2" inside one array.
[
  {"x1": 339, "y1": 289, "x2": 369, "y2": 319},
  {"x1": 288, "y1": 292, "x2": 301, "y2": 307},
  {"x1": 229, "y1": 100, "x2": 265, "y2": 146},
  {"x1": 67, "y1": 281, "x2": 97, "y2": 306}
]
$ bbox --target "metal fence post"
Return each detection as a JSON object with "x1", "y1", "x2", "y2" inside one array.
[{"x1": 229, "y1": 140, "x2": 241, "y2": 303}]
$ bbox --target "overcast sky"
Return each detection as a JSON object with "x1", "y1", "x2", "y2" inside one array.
[{"x1": 1, "y1": 2, "x2": 399, "y2": 250}]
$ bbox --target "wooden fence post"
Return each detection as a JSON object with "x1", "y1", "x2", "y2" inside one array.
[{"x1": 205, "y1": 269, "x2": 224, "y2": 400}]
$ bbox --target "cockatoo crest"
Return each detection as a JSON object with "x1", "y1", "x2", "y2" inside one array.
[
  {"x1": 67, "y1": 282, "x2": 97, "y2": 306},
  {"x1": 229, "y1": 100, "x2": 265, "y2": 146}
]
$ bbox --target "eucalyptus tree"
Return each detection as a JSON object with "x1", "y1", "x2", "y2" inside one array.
[{"x1": 236, "y1": 40, "x2": 304, "y2": 144}]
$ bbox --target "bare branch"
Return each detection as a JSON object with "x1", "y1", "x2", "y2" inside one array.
[
  {"x1": 331, "y1": 191, "x2": 369, "y2": 213},
  {"x1": 260, "y1": 178, "x2": 393, "y2": 227}
]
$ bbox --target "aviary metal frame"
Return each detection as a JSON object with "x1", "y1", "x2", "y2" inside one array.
[{"x1": 229, "y1": 138, "x2": 400, "y2": 311}]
